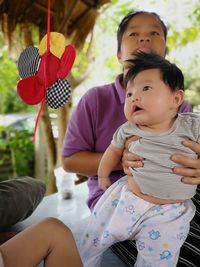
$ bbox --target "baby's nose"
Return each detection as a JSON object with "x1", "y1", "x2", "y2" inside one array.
[{"x1": 132, "y1": 96, "x2": 140, "y2": 102}]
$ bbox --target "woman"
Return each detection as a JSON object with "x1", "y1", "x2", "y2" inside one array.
[{"x1": 62, "y1": 10, "x2": 200, "y2": 266}]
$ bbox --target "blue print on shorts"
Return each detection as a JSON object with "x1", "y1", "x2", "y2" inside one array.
[
  {"x1": 124, "y1": 204, "x2": 135, "y2": 214},
  {"x1": 177, "y1": 232, "x2": 187, "y2": 240},
  {"x1": 160, "y1": 250, "x2": 172, "y2": 260},
  {"x1": 103, "y1": 230, "x2": 109, "y2": 238},
  {"x1": 148, "y1": 229, "x2": 160, "y2": 240},
  {"x1": 93, "y1": 237, "x2": 100, "y2": 247},
  {"x1": 112, "y1": 199, "x2": 119, "y2": 207},
  {"x1": 138, "y1": 240, "x2": 145, "y2": 250},
  {"x1": 152, "y1": 205, "x2": 163, "y2": 212},
  {"x1": 147, "y1": 246, "x2": 153, "y2": 252}
]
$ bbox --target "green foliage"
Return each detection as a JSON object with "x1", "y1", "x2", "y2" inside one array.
[
  {"x1": 185, "y1": 75, "x2": 200, "y2": 107},
  {"x1": 0, "y1": 50, "x2": 18, "y2": 92},
  {"x1": 0, "y1": 27, "x2": 38, "y2": 114},
  {"x1": 104, "y1": 55, "x2": 120, "y2": 80},
  {"x1": 0, "y1": 126, "x2": 7, "y2": 149},
  {"x1": 190, "y1": 6, "x2": 200, "y2": 25},
  {"x1": 0, "y1": 48, "x2": 34, "y2": 114},
  {"x1": 0, "y1": 128, "x2": 34, "y2": 177},
  {"x1": 168, "y1": 26, "x2": 199, "y2": 49},
  {"x1": 167, "y1": 1, "x2": 200, "y2": 51},
  {"x1": 72, "y1": 41, "x2": 91, "y2": 78},
  {"x1": 98, "y1": 0, "x2": 136, "y2": 35}
]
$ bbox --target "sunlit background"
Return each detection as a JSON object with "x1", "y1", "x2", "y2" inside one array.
[{"x1": 73, "y1": 0, "x2": 200, "y2": 111}]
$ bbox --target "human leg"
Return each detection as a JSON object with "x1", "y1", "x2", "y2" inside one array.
[
  {"x1": 134, "y1": 200, "x2": 196, "y2": 267},
  {"x1": 79, "y1": 178, "x2": 129, "y2": 266},
  {"x1": 79, "y1": 177, "x2": 154, "y2": 267},
  {"x1": 0, "y1": 217, "x2": 83, "y2": 267}
]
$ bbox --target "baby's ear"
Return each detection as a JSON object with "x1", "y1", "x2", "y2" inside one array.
[{"x1": 173, "y1": 89, "x2": 185, "y2": 107}]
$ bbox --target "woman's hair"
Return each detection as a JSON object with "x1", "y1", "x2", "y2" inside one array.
[
  {"x1": 117, "y1": 11, "x2": 168, "y2": 53},
  {"x1": 125, "y1": 52, "x2": 184, "y2": 91}
]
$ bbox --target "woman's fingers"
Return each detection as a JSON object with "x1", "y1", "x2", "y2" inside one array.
[
  {"x1": 171, "y1": 140, "x2": 200, "y2": 185},
  {"x1": 124, "y1": 136, "x2": 140, "y2": 149}
]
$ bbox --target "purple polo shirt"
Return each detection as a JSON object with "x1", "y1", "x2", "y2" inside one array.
[{"x1": 62, "y1": 75, "x2": 193, "y2": 210}]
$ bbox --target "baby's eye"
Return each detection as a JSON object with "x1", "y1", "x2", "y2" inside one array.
[
  {"x1": 143, "y1": 86, "x2": 152, "y2": 91},
  {"x1": 126, "y1": 92, "x2": 132, "y2": 98}
]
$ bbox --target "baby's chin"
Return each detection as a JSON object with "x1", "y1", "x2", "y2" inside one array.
[{"x1": 130, "y1": 118, "x2": 146, "y2": 126}]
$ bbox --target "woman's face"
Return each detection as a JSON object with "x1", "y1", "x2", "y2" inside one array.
[{"x1": 118, "y1": 13, "x2": 167, "y2": 64}]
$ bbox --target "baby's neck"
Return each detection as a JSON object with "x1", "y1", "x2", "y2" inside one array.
[{"x1": 137, "y1": 115, "x2": 177, "y2": 133}]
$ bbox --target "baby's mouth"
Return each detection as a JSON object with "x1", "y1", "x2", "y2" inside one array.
[
  {"x1": 135, "y1": 106, "x2": 142, "y2": 112},
  {"x1": 133, "y1": 105, "x2": 142, "y2": 113}
]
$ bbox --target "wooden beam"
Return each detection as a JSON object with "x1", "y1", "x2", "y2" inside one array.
[
  {"x1": 33, "y1": 1, "x2": 56, "y2": 16},
  {"x1": 59, "y1": 0, "x2": 80, "y2": 32}
]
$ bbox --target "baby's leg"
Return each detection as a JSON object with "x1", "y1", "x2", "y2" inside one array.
[
  {"x1": 0, "y1": 218, "x2": 83, "y2": 267},
  {"x1": 134, "y1": 200, "x2": 195, "y2": 267},
  {"x1": 79, "y1": 178, "x2": 152, "y2": 267}
]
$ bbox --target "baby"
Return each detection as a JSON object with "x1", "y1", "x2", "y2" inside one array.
[{"x1": 79, "y1": 52, "x2": 199, "y2": 267}]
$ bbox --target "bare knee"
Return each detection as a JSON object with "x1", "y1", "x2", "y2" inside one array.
[
  {"x1": 40, "y1": 217, "x2": 72, "y2": 240},
  {"x1": 41, "y1": 217, "x2": 66, "y2": 227}
]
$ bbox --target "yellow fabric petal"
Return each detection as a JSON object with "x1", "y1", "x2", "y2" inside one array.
[{"x1": 39, "y1": 32, "x2": 66, "y2": 59}]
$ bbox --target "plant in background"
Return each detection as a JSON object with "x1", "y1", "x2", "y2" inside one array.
[
  {"x1": 5, "y1": 129, "x2": 35, "y2": 177},
  {"x1": 0, "y1": 47, "x2": 34, "y2": 114}
]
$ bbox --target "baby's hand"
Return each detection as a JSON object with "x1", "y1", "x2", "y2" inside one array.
[{"x1": 98, "y1": 177, "x2": 111, "y2": 191}]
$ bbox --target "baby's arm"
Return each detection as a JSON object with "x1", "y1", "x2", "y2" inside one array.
[{"x1": 98, "y1": 144, "x2": 124, "y2": 190}]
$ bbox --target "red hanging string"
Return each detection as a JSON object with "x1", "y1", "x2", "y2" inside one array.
[
  {"x1": 33, "y1": 0, "x2": 51, "y2": 142},
  {"x1": 47, "y1": 0, "x2": 51, "y2": 52}
]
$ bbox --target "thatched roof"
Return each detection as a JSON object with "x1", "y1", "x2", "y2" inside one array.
[{"x1": 0, "y1": 0, "x2": 110, "y2": 48}]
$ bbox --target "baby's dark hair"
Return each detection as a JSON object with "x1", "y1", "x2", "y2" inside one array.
[
  {"x1": 117, "y1": 11, "x2": 168, "y2": 53},
  {"x1": 125, "y1": 52, "x2": 184, "y2": 91}
]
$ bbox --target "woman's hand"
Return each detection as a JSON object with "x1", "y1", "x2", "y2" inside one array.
[
  {"x1": 121, "y1": 136, "x2": 144, "y2": 175},
  {"x1": 171, "y1": 140, "x2": 200, "y2": 185}
]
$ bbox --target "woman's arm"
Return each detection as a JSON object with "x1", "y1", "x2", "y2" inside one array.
[
  {"x1": 62, "y1": 151, "x2": 123, "y2": 177},
  {"x1": 62, "y1": 151, "x2": 103, "y2": 177}
]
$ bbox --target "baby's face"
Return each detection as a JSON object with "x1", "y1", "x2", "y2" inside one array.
[{"x1": 124, "y1": 69, "x2": 179, "y2": 131}]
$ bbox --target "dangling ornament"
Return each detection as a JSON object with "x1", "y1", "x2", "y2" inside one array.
[{"x1": 16, "y1": 0, "x2": 76, "y2": 142}]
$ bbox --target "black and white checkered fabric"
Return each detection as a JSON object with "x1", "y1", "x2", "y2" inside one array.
[
  {"x1": 18, "y1": 47, "x2": 40, "y2": 78},
  {"x1": 46, "y1": 79, "x2": 71, "y2": 109}
]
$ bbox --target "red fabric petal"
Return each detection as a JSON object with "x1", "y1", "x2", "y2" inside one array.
[
  {"x1": 57, "y1": 45, "x2": 76, "y2": 79},
  {"x1": 17, "y1": 76, "x2": 46, "y2": 105},
  {"x1": 36, "y1": 52, "x2": 60, "y2": 87}
]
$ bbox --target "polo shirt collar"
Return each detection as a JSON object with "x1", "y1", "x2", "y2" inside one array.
[{"x1": 115, "y1": 74, "x2": 125, "y2": 104}]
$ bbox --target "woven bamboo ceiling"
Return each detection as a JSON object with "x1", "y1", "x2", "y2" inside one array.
[{"x1": 0, "y1": 0, "x2": 110, "y2": 48}]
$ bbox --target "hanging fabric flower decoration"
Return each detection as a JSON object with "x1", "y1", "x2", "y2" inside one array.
[
  {"x1": 17, "y1": 33, "x2": 75, "y2": 108},
  {"x1": 16, "y1": 0, "x2": 76, "y2": 142}
]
